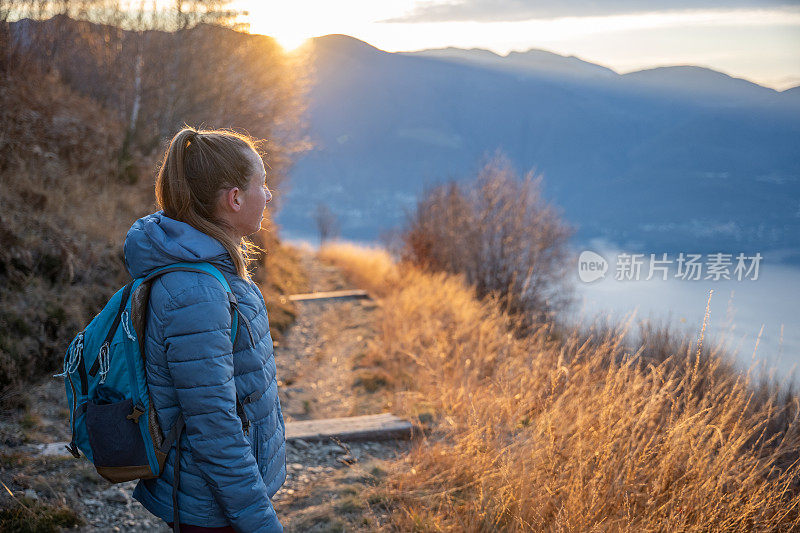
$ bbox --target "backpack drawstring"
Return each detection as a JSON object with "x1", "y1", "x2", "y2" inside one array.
[
  {"x1": 55, "y1": 332, "x2": 86, "y2": 459},
  {"x1": 97, "y1": 342, "x2": 111, "y2": 384},
  {"x1": 54, "y1": 332, "x2": 84, "y2": 378},
  {"x1": 121, "y1": 309, "x2": 136, "y2": 341}
]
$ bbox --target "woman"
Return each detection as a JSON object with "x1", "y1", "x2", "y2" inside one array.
[{"x1": 123, "y1": 127, "x2": 286, "y2": 532}]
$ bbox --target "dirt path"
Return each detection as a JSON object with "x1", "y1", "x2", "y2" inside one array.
[
  {"x1": 0, "y1": 246, "x2": 407, "y2": 532},
  {"x1": 276, "y1": 247, "x2": 389, "y2": 421},
  {"x1": 272, "y1": 247, "x2": 409, "y2": 531}
]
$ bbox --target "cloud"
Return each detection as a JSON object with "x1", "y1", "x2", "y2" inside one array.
[{"x1": 379, "y1": 0, "x2": 799, "y2": 23}]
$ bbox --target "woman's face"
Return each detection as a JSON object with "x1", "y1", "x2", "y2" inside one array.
[{"x1": 220, "y1": 150, "x2": 273, "y2": 238}]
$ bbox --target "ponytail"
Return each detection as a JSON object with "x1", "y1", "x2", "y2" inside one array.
[{"x1": 155, "y1": 126, "x2": 267, "y2": 280}]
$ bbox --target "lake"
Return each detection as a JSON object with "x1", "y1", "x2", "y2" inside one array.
[{"x1": 567, "y1": 241, "x2": 800, "y2": 387}]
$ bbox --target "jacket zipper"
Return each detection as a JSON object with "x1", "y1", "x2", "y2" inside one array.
[{"x1": 252, "y1": 423, "x2": 259, "y2": 464}]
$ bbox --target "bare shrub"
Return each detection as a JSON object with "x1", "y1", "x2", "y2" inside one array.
[
  {"x1": 401, "y1": 149, "x2": 576, "y2": 333},
  {"x1": 314, "y1": 202, "x2": 340, "y2": 244}
]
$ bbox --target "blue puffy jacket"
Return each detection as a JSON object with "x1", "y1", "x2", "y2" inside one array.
[{"x1": 123, "y1": 210, "x2": 286, "y2": 532}]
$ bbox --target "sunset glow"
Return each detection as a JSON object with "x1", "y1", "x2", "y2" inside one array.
[
  {"x1": 238, "y1": 0, "x2": 413, "y2": 52},
  {"x1": 236, "y1": 0, "x2": 800, "y2": 90}
]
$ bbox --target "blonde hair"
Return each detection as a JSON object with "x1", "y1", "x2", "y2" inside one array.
[{"x1": 154, "y1": 126, "x2": 267, "y2": 280}]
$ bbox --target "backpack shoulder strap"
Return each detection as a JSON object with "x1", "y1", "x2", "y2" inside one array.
[
  {"x1": 141, "y1": 261, "x2": 232, "y2": 293},
  {"x1": 130, "y1": 262, "x2": 238, "y2": 351}
]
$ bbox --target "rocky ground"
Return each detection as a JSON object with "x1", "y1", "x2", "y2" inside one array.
[{"x1": 0, "y1": 246, "x2": 409, "y2": 531}]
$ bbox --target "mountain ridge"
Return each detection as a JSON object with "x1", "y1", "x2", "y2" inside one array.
[{"x1": 316, "y1": 34, "x2": 785, "y2": 94}]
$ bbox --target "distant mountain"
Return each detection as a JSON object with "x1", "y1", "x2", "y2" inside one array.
[
  {"x1": 782, "y1": 85, "x2": 800, "y2": 104},
  {"x1": 620, "y1": 65, "x2": 780, "y2": 106},
  {"x1": 403, "y1": 48, "x2": 788, "y2": 108},
  {"x1": 403, "y1": 47, "x2": 618, "y2": 81},
  {"x1": 271, "y1": 36, "x2": 800, "y2": 263}
]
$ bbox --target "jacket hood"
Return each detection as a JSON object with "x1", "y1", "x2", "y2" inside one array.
[{"x1": 123, "y1": 210, "x2": 237, "y2": 279}]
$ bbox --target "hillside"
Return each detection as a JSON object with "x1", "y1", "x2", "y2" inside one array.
[
  {"x1": 316, "y1": 242, "x2": 800, "y2": 530},
  {"x1": 0, "y1": 19, "x2": 308, "y2": 394},
  {"x1": 0, "y1": 66, "x2": 139, "y2": 393}
]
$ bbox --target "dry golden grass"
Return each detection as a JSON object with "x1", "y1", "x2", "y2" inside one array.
[
  {"x1": 0, "y1": 66, "x2": 148, "y2": 394},
  {"x1": 325, "y1": 243, "x2": 800, "y2": 532},
  {"x1": 317, "y1": 241, "x2": 400, "y2": 298}
]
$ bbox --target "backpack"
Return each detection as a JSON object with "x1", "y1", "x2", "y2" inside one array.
[{"x1": 55, "y1": 261, "x2": 256, "y2": 531}]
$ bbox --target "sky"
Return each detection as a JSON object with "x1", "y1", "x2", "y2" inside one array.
[{"x1": 238, "y1": 0, "x2": 800, "y2": 90}]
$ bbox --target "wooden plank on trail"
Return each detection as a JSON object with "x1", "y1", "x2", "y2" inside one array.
[
  {"x1": 285, "y1": 413, "x2": 414, "y2": 442},
  {"x1": 27, "y1": 414, "x2": 413, "y2": 460},
  {"x1": 285, "y1": 289, "x2": 370, "y2": 302}
]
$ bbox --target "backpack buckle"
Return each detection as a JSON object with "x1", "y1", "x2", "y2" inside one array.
[{"x1": 126, "y1": 404, "x2": 146, "y2": 424}]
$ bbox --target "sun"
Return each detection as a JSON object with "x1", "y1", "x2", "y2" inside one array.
[
  {"x1": 239, "y1": 1, "x2": 316, "y2": 52},
  {"x1": 272, "y1": 33, "x2": 311, "y2": 53}
]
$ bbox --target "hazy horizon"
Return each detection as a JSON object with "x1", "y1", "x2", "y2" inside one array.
[
  {"x1": 240, "y1": 1, "x2": 800, "y2": 91},
  {"x1": 306, "y1": 33, "x2": 800, "y2": 92}
]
